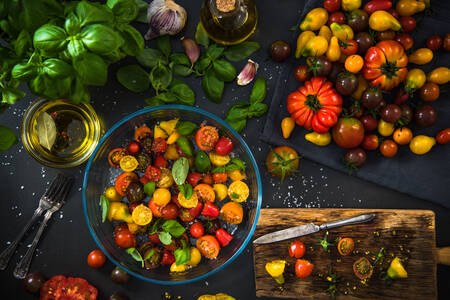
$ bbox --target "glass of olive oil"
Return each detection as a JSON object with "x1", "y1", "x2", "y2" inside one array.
[
  {"x1": 22, "y1": 99, "x2": 103, "y2": 168},
  {"x1": 200, "y1": 0, "x2": 258, "y2": 45}
]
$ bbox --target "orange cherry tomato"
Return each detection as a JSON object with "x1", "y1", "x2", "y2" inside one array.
[
  {"x1": 148, "y1": 198, "x2": 163, "y2": 218},
  {"x1": 380, "y1": 140, "x2": 398, "y2": 157},
  {"x1": 134, "y1": 126, "x2": 152, "y2": 142},
  {"x1": 195, "y1": 126, "x2": 219, "y2": 151},
  {"x1": 436, "y1": 128, "x2": 450, "y2": 145},
  {"x1": 220, "y1": 201, "x2": 244, "y2": 225},
  {"x1": 194, "y1": 183, "x2": 215, "y2": 202},
  {"x1": 196, "y1": 235, "x2": 220, "y2": 259},
  {"x1": 393, "y1": 127, "x2": 413, "y2": 145},
  {"x1": 201, "y1": 173, "x2": 214, "y2": 185},
  {"x1": 114, "y1": 172, "x2": 138, "y2": 196},
  {"x1": 345, "y1": 55, "x2": 364, "y2": 73},
  {"x1": 337, "y1": 238, "x2": 354, "y2": 256},
  {"x1": 212, "y1": 172, "x2": 227, "y2": 183}
]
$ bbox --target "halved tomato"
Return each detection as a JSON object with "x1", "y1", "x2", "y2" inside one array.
[
  {"x1": 41, "y1": 276, "x2": 98, "y2": 300},
  {"x1": 134, "y1": 126, "x2": 152, "y2": 142},
  {"x1": 115, "y1": 172, "x2": 138, "y2": 196},
  {"x1": 108, "y1": 148, "x2": 127, "y2": 168},
  {"x1": 195, "y1": 126, "x2": 219, "y2": 151},
  {"x1": 196, "y1": 235, "x2": 220, "y2": 259},
  {"x1": 194, "y1": 183, "x2": 215, "y2": 202}
]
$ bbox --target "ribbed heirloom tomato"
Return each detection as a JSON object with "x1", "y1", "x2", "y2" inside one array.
[
  {"x1": 287, "y1": 77, "x2": 343, "y2": 133},
  {"x1": 363, "y1": 40, "x2": 408, "y2": 90}
]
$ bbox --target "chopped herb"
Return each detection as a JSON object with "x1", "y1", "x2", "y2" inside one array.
[{"x1": 231, "y1": 192, "x2": 239, "y2": 199}]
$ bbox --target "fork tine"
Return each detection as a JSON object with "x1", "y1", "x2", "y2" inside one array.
[
  {"x1": 48, "y1": 175, "x2": 71, "y2": 202},
  {"x1": 56, "y1": 177, "x2": 73, "y2": 204},
  {"x1": 43, "y1": 174, "x2": 63, "y2": 198}
]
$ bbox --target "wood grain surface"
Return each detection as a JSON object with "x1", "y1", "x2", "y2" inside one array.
[{"x1": 253, "y1": 209, "x2": 436, "y2": 300}]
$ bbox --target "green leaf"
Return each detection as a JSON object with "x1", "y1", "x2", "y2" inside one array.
[
  {"x1": 107, "y1": 0, "x2": 139, "y2": 23},
  {"x1": 169, "y1": 79, "x2": 195, "y2": 106},
  {"x1": 226, "y1": 118, "x2": 247, "y2": 133},
  {"x1": 11, "y1": 63, "x2": 37, "y2": 81},
  {"x1": 178, "y1": 184, "x2": 193, "y2": 200},
  {"x1": 67, "y1": 39, "x2": 87, "y2": 58},
  {"x1": 174, "y1": 239, "x2": 190, "y2": 266},
  {"x1": 137, "y1": 48, "x2": 163, "y2": 68},
  {"x1": 248, "y1": 103, "x2": 268, "y2": 118},
  {"x1": 150, "y1": 65, "x2": 173, "y2": 92},
  {"x1": 207, "y1": 44, "x2": 225, "y2": 60},
  {"x1": 33, "y1": 24, "x2": 67, "y2": 52},
  {"x1": 144, "y1": 181, "x2": 156, "y2": 197},
  {"x1": 144, "y1": 249, "x2": 155, "y2": 260},
  {"x1": 65, "y1": 12, "x2": 81, "y2": 35},
  {"x1": 170, "y1": 53, "x2": 191, "y2": 66},
  {"x1": 117, "y1": 64, "x2": 149, "y2": 93},
  {"x1": 176, "y1": 121, "x2": 197, "y2": 136},
  {"x1": 0, "y1": 125, "x2": 17, "y2": 151},
  {"x1": 99, "y1": 195, "x2": 110, "y2": 222},
  {"x1": 172, "y1": 157, "x2": 189, "y2": 186},
  {"x1": 156, "y1": 35, "x2": 172, "y2": 57},
  {"x1": 195, "y1": 23, "x2": 209, "y2": 48},
  {"x1": 195, "y1": 56, "x2": 212, "y2": 73},
  {"x1": 150, "y1": 92, "x2": 178, "y2": 104},
  {"x1": 173, "y1": 65, "x2": 193, "y2": 77},
  {"x1": 146, "y1": 97, "x2": 165, "y2": 106},
  {"x1": 149, "y1": 218, "x2": 165, "y2": 234},
  {"x1": 230, "y1": 158, "x2": 246, "y2": 172},
  {"x1": 213, "y1": 59, "x2": 237, "y2": 82},
  {"x1": 202, "y1": 68, "x2": 224, "y2": 103},
  {"x1": 134, "y1": 0, "x2": 148, "y2": 23},
  {"x1": 21, "y1": 0, "x2": 63, "y2": 32},
  {"x1": 225, "y1": 102, "x2": 250, "y2": 133},
  {"x1": 158, "y1": 231, "x2": 172, "y2": 245},
  {"x1": 81, "y1": 24, "x2": 123, "y2": 54},
  {"x1": 14, "y1": 30, "x2": 32, "y2": 57},
  {"x1": 212, "y1": 166, "x2": 226, "y2": 174},
  {"x1": 74, "y1": 53, "x2": 108, "y2": 86},
  {"x1": 119, "y1": 24, "x2": 144, "y2": 56},
  {"x1": 42, "y1": 58, "x2": 73, "y2": 79},
  {"x1": 70, "y1": 77, "x2": 90, "y2": 104},
  {"x1": 250, "y1": 78, "x2": 267, "y2": 104},
  {"x1": 2, "y1": 88, "x2": 25, "y2": 105},
  {"x1": 162, "y1": 220, "x2": 185, "y2": 238},
  {"x1": 224, "y1": 41, "x2": 260, "y2": 62},
  {"x1": 76, "y1": 1, "x2": 114, "y2": 27},
  {"x1": 126, "y1": 247, "x2": 145, "y2": 267},
  {"x1": 195, "y1": 151, "x2": 211, "y2": 173}
]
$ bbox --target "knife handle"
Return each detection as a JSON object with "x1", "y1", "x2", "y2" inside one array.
[{"x1": 319, "y1": 213, "x2": 375, "y2": 230}]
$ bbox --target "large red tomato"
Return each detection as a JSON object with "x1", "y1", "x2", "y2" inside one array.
[
  {"x1": 363, "y1": 40, "x2": 408, "y2": 90},
  {"x1": 287, "y1": 77, "x2": 343, "y2": 133},
  {"x1": 332, "y1": 118, "x2": 365, "y2": 149}
]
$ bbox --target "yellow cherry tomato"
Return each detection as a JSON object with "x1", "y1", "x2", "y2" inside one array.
[
  {"x1": 405, "y1": 68, "x2": 426, "y2": 91},
  {"x1": 119, "y1": 155, "x2": 139, "y2": 172},
  {"x1": 326, "y1": 36, "x2": 341, "y2": 62},
  {"x1": 108, "y1": 202, "x2": 133, "y2": 223},
  {"x1": 131, "y1": 204, "x2": 153, "y2": 226},
  {"x1": 157, "y1": 168, "x2": 174, "y2": 188},
  {"x1": 396, "y1": 0, "x2": 425, "y2": 17},
  {"x1": 427, "y1": 67, "x2": 450, "y2": 85},
  {"x1": 228, "y1": 180, "x2": 249, "y2": 203},
  {"x1": 227, "y1": 169, "x2": 246, "y2": 181},
  {"x1": 345, "y1": 54, "x2": 364, "y2": 73},
  {"x1": 213, "y1": 184, "x2": 228, "y2": 201},
  {"x1": 198, "y1": 294, "x2": 235, "y2": 300},
  {"x1": 154, "y1": 125, "x2": 168, "y2": 139},
  {"x1": 408, "y1": 48, "x2": 433, "y2": 65},
  {"x1": 104, "y1": 186, "x2": 122, "y2": 202},
  {"x1": 178, "y1": 190, "x2": 199, "y2": 208},
  {"x1": 164, "y1": 144, "x2": 180, "y2": 160},
  {"x1": 330, "y1": 23, "x2": 354, "y2": 41},
  {"x1": 393, "y1": 127, "x2": 413, "y2": 145},
  {"x1": 167, "y1": 132, "x2": 179, "y2": 144},
  {"x1": 351, "y1": 75, "x2": 369, "y2": 100},
  {"x1": 153, "y1": 188, "x2": 171, "y2": 206},
  {"x1": 159, "y1": 118, "x2": 179, "y2": 135},
  {"x1": 305, "y1": 132, "x2": 331, "y2": 146},
  {"x1": 369, "y1": 11, "x2": 401, "y2": 31},
  {"x1": 265, "y1": 260, "x2": 286, "y2": 284},
  {"x1": 187, "y1": 247, "x2": 202, "y2": 266},
  {"x1": 409, "y1": 135, "x2": 436, "y2": 155},
  {"x1": 299, "y1": 8, "x2": 328, "y2": 31},
  {"x1": 209, "y1": 152, "x2": 230, "y2": 167},
  {"x1": 281, "y1": 117, "x2": 295, "y2": 139},
  {"x1": 170, "y1": 262, "x2": 188, "y2": 273},
  {"x1": 342, "y1": 0, "x2": 361, "y2": 11},
  {"x1": 127, "y1": 223, "x2": 140, "y2": 234},
  {"x1": 301, "y1": 36, "x2": 328, "y2": 57},
  {"x1": 295, "y1": 31, "x2": 315, "y2": 58},
  {"x1": 318, "y1": 25, "x2": 332, "y2": 43},
  {"x1": 378, "y1": 119, "x2": 395, "y2": 137}
]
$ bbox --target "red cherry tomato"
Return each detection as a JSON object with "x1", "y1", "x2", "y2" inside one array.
[
  {"x1": 189, "y1": 201, "x2": 204, "y2": 219},
  {"x1": 426, "y1": 35, "x2": 443, "y2": 51},
  {"x1": 195, "y1": 126, "x2": 219, "y2": 151},
  {"x1": 161, "y1": 249, "x2": 175, "y2": 265},
  {"x1": 126, "y1": 141, "x2": 141, "y2": 155},
  {"x1": 161, "y1": 203, "x2": 179, "y2": 220},
  {"x1": 212, "y1": 172, "x2": 227, "y2": 183},
  {"x1": 215, "y1": 228, "x2": 233, "y2": 247},
  {"x1": 187, "y1": 172, "x2": 201, "y2": 187},
  {"x1": 364, "y1": 0, "x2": 392, "y2": 15},
  {"x1": 400, "y1": 16, "x2": 416, "y2": 33},
  {"x1": 201, "y1": 173, "x2": 213, "y2": 185},
  {"x1": 114, "y1": 172, "x2": 138, "y2": 197},
  {"x1": 114, "y1": 223, "x2": 128, "y2": 235},
  {"x1": 115, "y1": 229, "x2": 136, "y2": 248},
  {"x1": 360, "y1": 115, "x2": 378, "y2": 131},
  {"x1": 340, "y1": 39, "x2": 358, "y2": 56},
  {"x1": 294, "y1": 65, "x2": 311, "y2": 82},
  {"x1": 436, "y1": 128, "x2": 450, "y2": 145},
  {"x1": 151, "y1": 137, "x2": 167, "y2": 153},
  {"x1": 128, "y1": 203, "x2": 139, "y2": 214},
  {"x1": 148, "y1": 233, "x2": 161, "y2": 244},
  {"x1": 87, "y1": 250, "x2": 106, "y2": 269},
  {"x1": 380, "y1": 140, "x2": 398, "y2": 157},
  {"x1": 148, "y1": 198, "x2": 163, "y2": 218},
  {"x1": 288, "y1": 240, "x2": 306, "y2": 258},
  {"x1": 295, "y1": 259, "x2": 314, "y2": 279},
  {"x1": 153, "y1": 154, "x2": 168, "y2": 168},
  {"x1": 388, "y1": 8, "x2": 399, "y2": 20},
  {"x1": 145, "y1": 166, "x2": 161, "y2": 182},
  {"x1": 328, "y1": 11, "x2": 346, "y2": 26},
  {"x1": 324, "y1": 0, "x2": 341, "y2": 13},
  {"x1": 215, "y1": 136, "x2": 234, "y2": 156},
  {"x1": 361, "y1": 134, "x2": 379, "y2": 150},
  {"x1": 394, "y1": 89, "x2": 410, "y2": 105},
  {"x1": 190, "y1": 222, "x2": 205, "y2": 238},
  {"x1": 337, "y1": 238, "x2": 355, "y2": 256},
  {"x1": 201, "y1": 202, "x2": 220, "y2": 218},
  {"x1": 395, "y1": 33, "x2": 414, "y2": 51}
]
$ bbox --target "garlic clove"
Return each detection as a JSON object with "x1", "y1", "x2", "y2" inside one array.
[
  {"x1": 237, "y1": 59, "x2": 259, "y2": 86},
  {"x1": 145, "y1": 0, "x2": 187, "y2": 40},
  {"x1": 181, "y1": 37, "x2": 200, "y2": 66}
]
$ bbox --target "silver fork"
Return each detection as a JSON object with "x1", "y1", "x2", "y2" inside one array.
[
  {"x1": 13, "y1": 176, "x2": 72, "y2": 279},
  {"x1": 0, "y1": 174, "x2": 68, "y2": 270}
]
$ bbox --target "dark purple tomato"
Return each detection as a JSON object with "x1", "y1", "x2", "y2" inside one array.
[
  {"x1": 361, "y1": 86, "x2": 383, "y2": 109},
  {"x1": 400, "y1": 104, "x2": 413, "y2": 125},
  {"x1": 355, "y1": 32, "x2": 374, "y2": 55},
  {"x1": 24, "y1": 273, "x2": 45, "y2": 294},
  {"x1": 335, "y1": 72, "x2": 358, "y2": 96},
  {"x1": 270, "y1": 40, "x2": 291, "y2": 62},
  {"x1": 360, "y1": 114, "x2": 378, "y2": 131},
  {"x1": 426, "y1": 35, "x2": 442, "y2": 51},
  {"x1": 111, "y1": 267, "x2": 130, "y2": 284},
  {"x1": 109, "y1": 292, "x2": 129, "y2": 300},
  {"x1": 344, "y1": 148, "x2": 367, "y2": 168},
  {"x1": 380, "y1": 104, "x2": 402, "y2": 123},
  {"x1": 347, "y1": 9, "x2": 369, "y2": 32},
  {"x1": 377, "y1": 30, "x2": 396, "y2": 41},
  {"x1": 414, "y1": 105, "x2": 437, "y2": 127},
  {"x1": 309, "y1": 56, "x2": 332, "y2": 77},
  {"x1": 327, "y1": 62, "x2": 345, "y2": 82}
]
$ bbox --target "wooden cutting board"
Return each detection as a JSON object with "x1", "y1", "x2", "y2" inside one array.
[{"x1": 253, "y1": 208, "x2": 445, "y2": 300}]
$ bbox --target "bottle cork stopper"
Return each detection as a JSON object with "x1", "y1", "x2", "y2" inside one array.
[{"x1": 216, "y1": 0, "x2": 236, "y2": 13}]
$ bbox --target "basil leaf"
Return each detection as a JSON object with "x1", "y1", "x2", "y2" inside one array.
[
  {"x1": 227, "y1": 118, "x2": 247, "y2": 133},
  {"x1": 144, "y1": 181, "x2": 156, "y2": 197},
  {"x1": 107, "y1": 0, "x2": 139, "y2": 23},
  {"x1": 0, "y1": 125, "x2": 18, "y2": 151},
  {"x1": 65, "y1": 13, "x2": 81, "y2": 35},
  {"x1": 169, "y1": 79, "x2": 195, "y2": 106},
  {"x1": 174, "y1": 239, "x2": 190, "y2": 266},
  {"x1": 11, "y1": 63, "x2": 37, "y2": 81},
  {"x1": 144, "y1": 249, "x2": 155, "y2": 260},
  {"x1": 226, "y1": 164, "x2": 239, "y2": 171},
  {"x1": 172, "y1": 157, "x2": 189, "y2": 186},
  {"x1": 195, "y1": 22, "x2": 209, "y2": 48},
  {"x1": 81, "y1": 24, "x2": 123, "y2": 54},
  {"x1": 202, "y1": 68, "x2": 224, "y2": 103},
  {"x1": 213, "y1": 59, "x2": 237, "y2": 82},
  {"x1": 117, "y1": 64, "x2": 149, "y2": 93},
  {"x1": 194, "y1": 56, "x2": 212, "y2": 73},
  {"x1": 173, "y1": 65, "x2": 193, "y2": 77},
  {"x1": 134, "y1": 0, "x2": 148, "y2": 23},
  {"x1": 178, "y1": 184, "x2": 193, "y2": 200},
  {"x1": 33, "y1": 24, "x2": 67, "y2": 52},
  {"x1": 146, "y1": 97, "x2": 164, "y2": 107},
  {"x1": 14, "y1": 30, "x2": 32, "y2": 57},
  {"x1": 176, "y1": 121, "x2": 197, "y2": 136},
  {"x1": 225, "y1": 102, "x2": 249, "y2": 121},
  {"x1": 2, "y1": 87, "x2": 25, "y2": 105},
  {"x1": 42, "y1": 58, "x2": 73, "y2": 79},
  {"x1": 119, "y1": 24, "x2": 144, "y2": 56},
  {"x1": 149, "y1": 218, "x2": 165, "y2": 234},
  {"x1": 231, "y1": 158, "x2": 245, "y2": 171},
  {"x1": 170, "y1": 53, "x2": 191, "y2": 66},
  {"x1": 150, "y1": 65, "x2": 172, "y2": 92},
  {"x1": 207, "y1": 44, "x2": 225, "y2": 60},
  {"x1": 248, "y1": 103, "x2": 268, "y2": 118},
  {"x1": 156, "y1": 35, "x2": 172, "y2": 57},
  {"x1": 150, "y1": 92, "x2": 178, "y2": 104},
  {"x1": 67, "y1": 39, "x2": 87, "y2": 58},
  {"x1": 102, "y1": 49, "x2": 126, "y2": 64},
  {"x1": 74, "y1": 53, "x2": 108, "y2": 86},
  {"x1": 162, "y1": 220, "x2": 185, "y2": 238},
  {"x1": 70, "y1": 77, "x2": 90, "y2": 104},
  {"x1": 76, "y1": 1, "x2": 114, "y2": 27},
  {"x1": 224, "y1": 41, "x2": 261, "y2": 62},
  {"x1": 137, "y1": 48, "x2": 163, "y2": 68},
  {"x1": 212, "y1": 166, "x2": 226, "y2": 174},
  {"x1": 126, "y1": 247, "x2": 144, "y2": 267},
  {"x1": 158, "y1": 231, "x2": 172, "y2": 245},
  {"x1": 250, "y1": 78, "x2": 267, "y2": 104},
  {"x1": 99, "y1": 195, "x2": 110, "y2": 222},
  {"x1": 29, "y1": 74, "x2": 46, "y2": 96}
]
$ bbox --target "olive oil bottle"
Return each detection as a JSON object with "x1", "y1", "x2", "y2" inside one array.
[{"x1": 200, "y1": 0, "x2": 258, "y2": 45}]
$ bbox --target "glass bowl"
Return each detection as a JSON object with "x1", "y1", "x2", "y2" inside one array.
[{"x1": 82, "y1": 105, "x2": 262, "y2": 284}]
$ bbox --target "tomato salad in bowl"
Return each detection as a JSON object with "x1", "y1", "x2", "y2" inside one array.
[{"x1": 83, "y1": 106, "x2": 262, "y2": 284}]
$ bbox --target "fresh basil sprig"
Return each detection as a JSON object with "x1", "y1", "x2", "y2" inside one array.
[
  {"x1": 178, "y1": 183, "x2": 193, "y2": 200},
  {"x1": 99, "y1": 195, "x2": 110, "y2": 223},
  {"x1": 149, "y1": 219, "x2": 186, "y2": 246},
  {"x1": 126, "y1": 247, "x2": 153, "y2": 268},
  {"x1": 174, "y1": 239, "x2": 191, "y2": 266},
  {"x1": 212, "y1": 158, "x2": 245, "y2": 173},
  {"x1": 172, "y1": 157, "x2": 190, "y2": 186}
]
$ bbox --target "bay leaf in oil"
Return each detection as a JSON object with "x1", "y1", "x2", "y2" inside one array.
[{"x1": 36, "y1": 111, "x2": 56, "y2": 151}]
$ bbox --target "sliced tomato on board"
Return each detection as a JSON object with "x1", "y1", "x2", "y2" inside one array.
[{"x1": 40, "y1": 276, "x2": 98, "y2": 300}]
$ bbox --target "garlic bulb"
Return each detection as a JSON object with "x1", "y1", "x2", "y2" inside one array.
[{"x1": 145, "y1": 0, "x2": 187, "y2": 40}]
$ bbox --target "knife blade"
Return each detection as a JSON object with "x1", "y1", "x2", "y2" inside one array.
[{"x1": 253, "y1": 213, "x2": 376, "y2": 244}]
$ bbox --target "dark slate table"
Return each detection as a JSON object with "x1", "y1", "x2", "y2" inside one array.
[{"x1": 0, "y1": 1, "x2": 449, "y2": 299}]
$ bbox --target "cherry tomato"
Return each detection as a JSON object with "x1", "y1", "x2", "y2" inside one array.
[
  {"x1": 24, "y1": 273, "x2": 46, "y2": 294},
  {"x1": 340, "y1": 39, "x2": 359, "y2": 56},
  {"x1": 145, "y1": 166, "x2": 161, "y2": 182},
  {"x1": 419, "y1": 82, "x2": 439, "y2": 102},
  {"x1": 427, "y1": 35, "x2": 442, "y2": 51},
  {"x1": 414, "y1": 104, "x2": 437, "y2": 128},
  {"x1": 212, "y1": 172, "x2": 227, "y2": 183},
  {"x1": 436, "y1": 128, "x2": 450, "y2": 145},
  {"x1": 115, "y1": 229, "x2": 136, "y2": 248},
  {"x1": 189, "y1": 201, "x2": 204, "y2": 219},
  {"x1": 215, "y1": 228, "x2": 233, "y2": 247},
  {"x1": 153, "y1": 154, "x2": 168, "y2": 168},
  {"x1": 332, "y1": 118, "x2": 364, "y2": 149},
  {"x1": 115, "y1": 172, "x2": 138, "y2": 197},
  {"x1": 337, "y1": 238, "x2": 354, "y2": 256},
  {"x1": 220, "y1": 202, "x2": 243, "y2": 224},
  {"x1": 288, "y1": 241, "x2": 306, "y2": 259},
  {"x1": 201, "y1": 173, "x2": 214, "y2": 185},
  {"x1": 161, "y1": 203, "x2": 179, "y2": 220},
  {"x1": 114, "y1": 223, "x2": 128, "y2": 235},
  {"x1": 161, "y1": 249, "x2": 175, "y2": 265},
  {"x1": 151, "y1": 137, "x2": 167, "y2": 153},
  {"x1": 87, "y1": 250, "x2": 106, "y2": 269},
  {"x1": 295, "y1": 259, "x2": 314, "y2": 279},
  {"x1": 134, "y1": 126, "x2": 152, "y2": 142},
  {"x1": 377, "y1": 30, "x2": 395, "y2": 41},
  {"x1": 345, "y1": 54, "x2": 364, "y2": 73},
  {"x1": 215, "y1": 136, "x2": 234, "y2": 156},
  {"x1": 344, "y1": 148, "x2": 367, "y2": 168},
  {"x1": 388, "y1": 8, "x2": 399, "y2": 20},
  {"x1": 395, "y1": 33, "x2": 414, "y2": 50},
  {"x1": 187, "y1": 172, "x2": 201, "y2": 187},
  {"x1": 360, "y1": 114, "x2": 378, "y2": 131},
  {"x1": 328, "y1": 11, "x2": 346, "y2": 26},
  {"x1": 270, "y1": 40, "x2": 291, "y2": 62},
  {"x1": 324, "y1": 0, "x2": 341, "y2": 12},
  {"x1": 349, "y1": 102, "x2": 364, "y2": 119},
  {"x1": 190, "y1": 222, "x2": 205, "y2": 238},
  {"x1": 195, "y1": 126, "x2": 219, "y2": 151},
  {"x1": 353, "y1": 257, "x2": 373, "y2": 279},
  {"x1": 380, "y1": 104, "x2": 402, "y2": 123},
  {"x1": 126, "y1": 141, "x2": 141, "y2": 155},
  {"x1": 148, "y1": 233, "x2": 161, "y2": 244},
  {"x1": 394, "y1": 89, "x2": 409, "y2": 105},
  {"x1": 108, "y1": 148, "x2": 127, "y2": 168},
  {"x1": 128, "y1": 203, "x2": 139, "y2": 214},
  {"x1": 294, "y1": 65, "x2": 311, "y2": 82},
  {"x1": 393, "y1": 127, "x2": 413, "y2": 145},
  {"x1": 196, "y1": 235, "x2": 220, "y2": 259},
  {"x1": 400, "y1": 16, "x2": 416, "y2": 33},
  {"x1": 380, "y1": 140, "x2": 398, "y2": 157},
  {"x1": 361, "y1": 134, "x2": 379, "y2": 150},
  {"x1": 444, "y1": 33, "x2": 450, "y2": 51},
  {"x1": 194, "y1": 183, "x2": 215, "y2": 202},
  {"x1": 148, "y1": 198, "x2": 163, "y2": 218}
]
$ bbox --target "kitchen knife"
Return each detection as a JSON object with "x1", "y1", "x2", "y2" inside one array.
[{"x1": 253, "y1": 213, "x2": 376, "y2": 244}]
